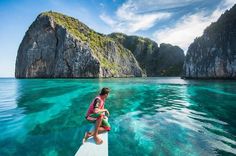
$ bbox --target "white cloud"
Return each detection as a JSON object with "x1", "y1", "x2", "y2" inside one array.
[
  {"x1": 154, "y1": 0, "x2": 236, "y2": 53},
  {"x1": 154, "y1": 12, "x2": 213, "y2": 52},
  {"x1": 126, "y1": 0, "x2": 204, "y2": 12},
  {"x1": 100, "y1": 13, "x2": 117, "y2": 27},
  {"x1": 222, "y1": 0, "x2": 236, "y2": 8},
  {"x1": 99, "y1": 3, "x2": 105, "y2": 8},
  {"x1": 99, "y1": 0, "x2": 172, "y2": 34},
  {"x1": 99, "y1": 0, "x2": 206, "y2": 33},
  {"x1": 100, "y1": 0, "x2": 235, "y2": 51}
]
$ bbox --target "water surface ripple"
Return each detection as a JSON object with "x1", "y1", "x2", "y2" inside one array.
[{"x1": 0, "y1": 78, "x2": 236, "y2": 156}]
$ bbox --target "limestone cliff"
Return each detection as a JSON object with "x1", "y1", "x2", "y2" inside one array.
[
  {"x1": 15, "y1": 11, "x2": 144, "y2": 78},
  {"x1": 109, "y1": 33, "x2": 185, "y2": 76},
  {"x1": 183, "y1": 4, "x2": 236, "y2": 79}
]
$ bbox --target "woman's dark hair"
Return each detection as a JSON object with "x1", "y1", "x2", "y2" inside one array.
[{"x1": 100, "y1": 87, "x2": 110, "y2": 95}]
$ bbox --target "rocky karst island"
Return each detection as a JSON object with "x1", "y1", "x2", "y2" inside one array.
[
  {"x1": 15, "y1": 4, "x2": 236, "y2": 79},
  {"x1": 15, "y1": 11, "x2": 185, "y2": 78},
  {"x1": 183, "y1": 4, "x2": 236, "y2": 79}
]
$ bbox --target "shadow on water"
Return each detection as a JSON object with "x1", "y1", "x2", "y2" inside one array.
[{"x1": 15, "y1": 80, "x2": 86, "y2": 114}]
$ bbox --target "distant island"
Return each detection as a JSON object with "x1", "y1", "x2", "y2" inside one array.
[
  {"x1": 15, "y1": 11, "x2": 184, "y2": 78},
  {"x1": 15, "y1": 4, "x2": 236, "y2": 79}
]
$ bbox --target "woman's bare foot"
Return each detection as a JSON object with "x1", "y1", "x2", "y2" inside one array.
[
  {"x1": 82, "y1": 132, "x2": 92, "y2": 144},
  {"x1": 94, "y1": 136, "x2": 103, "y2": 145}
]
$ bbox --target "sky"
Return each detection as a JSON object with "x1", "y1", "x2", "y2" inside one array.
[{"x1": 0, "y1": 0, "x2": 235, "y2": 77}]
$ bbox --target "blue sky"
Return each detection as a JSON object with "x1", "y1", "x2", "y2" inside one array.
[{"x1": 0, "y1": 0, "x2": 235, "y2": 77}]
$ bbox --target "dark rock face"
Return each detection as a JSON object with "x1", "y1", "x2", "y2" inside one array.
[
  {"x1": 157, "y1": 43, "x2": 185, "y2": 76},
  {"x1": 15, "y1": 12, "x2": 143, "y2": 78},
  {"x1": 183, "y1": 4, "x2": 236, "y2": 79},
  {"x1": 15, "y1": 11, "x2": 185, "y2": 78},
  {"x1": 109, "y1": 33, "x2": 185, "y2": 76}
]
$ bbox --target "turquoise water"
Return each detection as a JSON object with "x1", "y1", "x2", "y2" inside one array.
[{"x1": 0, "y1": 77, "x2": 236, "y2": 156}]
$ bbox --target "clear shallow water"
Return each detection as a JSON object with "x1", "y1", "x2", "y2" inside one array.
[{"x1": 0, "y1": 77, "x2": 236, "y2": 156}]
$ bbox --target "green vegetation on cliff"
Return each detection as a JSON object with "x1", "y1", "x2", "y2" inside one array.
[
  {"x1": 41, "y1": 11, "x2": 129, "y2": 75},
  {"x1": 38, "y1": 11, "x2": 184, "y2": 77},
  {"x1": 109, "y1": 33, "x2": 185, "y2": 76}
]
